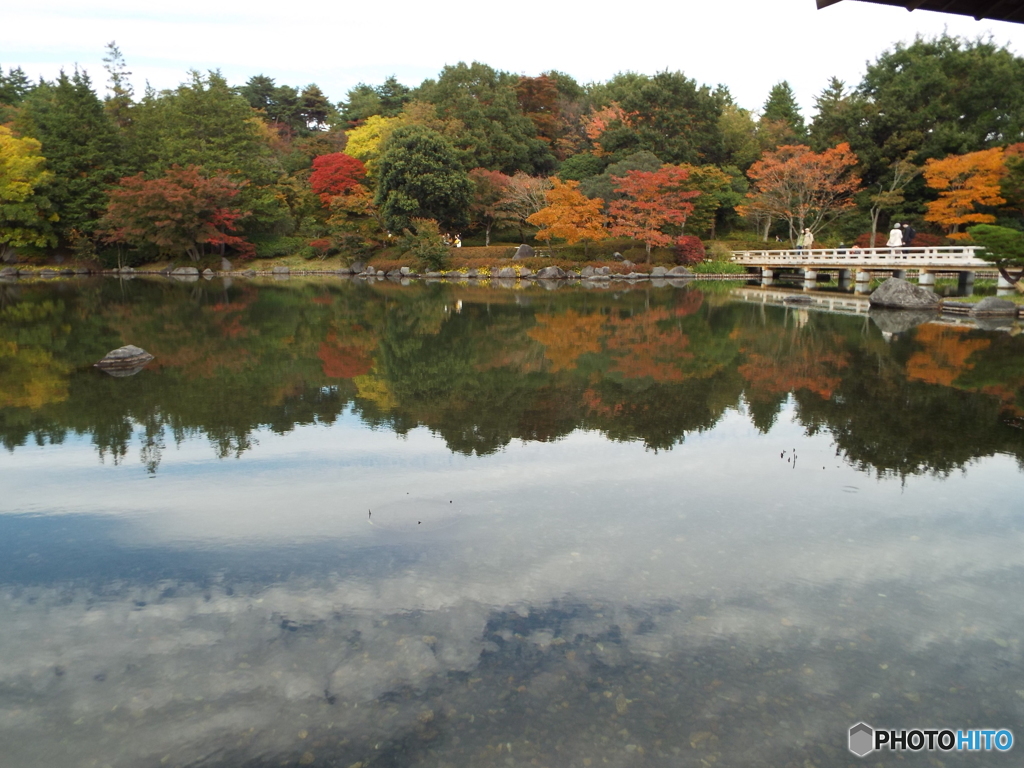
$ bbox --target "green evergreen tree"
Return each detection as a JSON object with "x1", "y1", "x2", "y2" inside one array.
[
  {"x1": 851, "y1": 34, "x2": 1024, "y2": 187},
  {"x1": 0, "y1": 66, "x2": 31, "y2": 105},
  {"x1": 590, "y1": 71, "x2": 727, "y2": 165},
  {"x1": 417, "y1": 62, "x2": 555, "y2": 175},
  {"x1": 129, "y1": 70, "x2": 290, "y2": 236},
  {"x1": 101, "y1": 41, "x2": 134, "y2": 129},
  {"x1": 16, "y1": 69, "x2": 122, "y2": 244},
  {"x1": 759, "y1": 80, "x2": 807, "y2": 148},
  {"x1": 375, "y1": 125, "x2": 472, "y2": 232}
]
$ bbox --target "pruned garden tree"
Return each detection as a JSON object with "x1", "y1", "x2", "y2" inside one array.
[
  {"x1": 738, "y1": 143, "x2": 860, "y2": 243},
  {"x1": 526, "y1": 179, "x2": 608, "y2": 255},
  {"x1": 609, "y1": 166, "x2": 700, "y2": 262},
  {"x1": 923, "y1": 147, "x2": 1006, "y2": 238},
  {"x1": 966, "y1": 224, "x2": 1024, "y2": 290},
  {"x1": 99, "y1": 165, "x2": 252, "y2": 261}
]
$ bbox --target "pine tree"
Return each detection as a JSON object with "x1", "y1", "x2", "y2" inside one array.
[
  {"x1": 16, "y1": 69, "x2": 122, "y2": 243},
  {"x1": 102, "y1": 41, "x2": 134, "y2": 129},
  {"x1": 759, "y1": 81, "x2": 807, "y2": 149}
]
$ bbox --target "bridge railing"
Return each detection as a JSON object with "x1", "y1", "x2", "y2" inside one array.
[{"x1": 730, "y1": 245, "x2": 989, "y2": 267}]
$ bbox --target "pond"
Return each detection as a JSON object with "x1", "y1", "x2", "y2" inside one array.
[{"x1": 2, "y1": 276, "x2": 1023, "y2": 768}]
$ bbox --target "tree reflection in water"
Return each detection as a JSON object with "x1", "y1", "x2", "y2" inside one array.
[{"x1": 1, "y1": 277, "x2": 1022, "y2": 475}]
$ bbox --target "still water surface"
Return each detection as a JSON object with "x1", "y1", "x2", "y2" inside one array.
[{"x1": 2, "y1": 277, "x2": 1024, "y2": 767}]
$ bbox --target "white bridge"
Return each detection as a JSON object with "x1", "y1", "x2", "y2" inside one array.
[{"x1": 729, "y1": 245, "x2": 1008, "y2": 289}]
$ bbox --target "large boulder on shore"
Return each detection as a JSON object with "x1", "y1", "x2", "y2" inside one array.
[
  {"x1": 869, "y1": 277, "x2": 940, "y2": 309},
  {"x1": 512, "y1": 244, "x2": 534, "y2": 260},
  {"x1": 94, "y1": 345, "x2": 154, "y2": 377},
  {"x1": 970, "y1": 296, "x2": 1019, "y2": 316},
  {"x1": 497, "y1": 267, "x2": 517, "y2": 278}
]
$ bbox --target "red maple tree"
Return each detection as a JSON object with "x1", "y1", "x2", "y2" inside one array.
[
  {"x1": 609, "y1": 166, "x2": 700, "y2": 262},
  {"x1": 309, "y1": 153, "x2": 367, "y2": 206},
  {"x1": 100, "y1": 165, "x2": 252, "y2": 261}
]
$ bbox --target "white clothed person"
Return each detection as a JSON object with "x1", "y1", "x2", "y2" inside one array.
[
  {"x1": 887, "y1": 224, "x2": 903, "y2": 248},
  {"x1": 803, "y1": 229, "x2": 814, "y2": 249}
]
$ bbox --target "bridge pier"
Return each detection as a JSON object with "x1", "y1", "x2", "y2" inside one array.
[
  {"x1": 998, "y1": 273, "x2": 1015, "y2": 289},
  {"x1": 803, "y1": 268, "x2": 818, "y2": 280},
  {"x1": 917, "y1": 271, "x2": 935, "y2": 287},
  {"x1": 761, "y1": 268, "x2": 774, "y2": 279},
  {"x1": 958, "y1": 271, "x2": 975, "y2": 296},
  {"x1": 838, "y1": 269, "x2": 852, "y2": 290}
]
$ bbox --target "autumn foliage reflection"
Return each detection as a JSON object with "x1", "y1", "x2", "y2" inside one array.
[{"x1": 1, "y1": 279, "x2": 1023, "y2": 476}]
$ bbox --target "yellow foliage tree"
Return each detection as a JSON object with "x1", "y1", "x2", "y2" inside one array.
[
  {"x1": 923, "y1": 148, "x2": 1006, "y2": 239},
  {"x1": 526, "y1": 179, "x2": 609, "y2": 255},
  {"x1": 0, "y1": 125, "x2": 58, "y2": 260},
  {"x1": 344, "y1": 115, "x2": 401, "y2": 178}
]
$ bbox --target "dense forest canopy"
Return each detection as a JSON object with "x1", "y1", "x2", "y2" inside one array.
[{"x1": 2, "y1": 34, "x2": 1024, "y2": 267}]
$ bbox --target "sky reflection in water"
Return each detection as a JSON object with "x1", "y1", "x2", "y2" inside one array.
[{"x1": 1, "y1": 278, "x2": 1023, "y2": 768}]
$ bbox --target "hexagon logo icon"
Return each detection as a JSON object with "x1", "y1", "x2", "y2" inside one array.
[{"x1": 849, "y1": 722, "x2": 874, "y2": 757}]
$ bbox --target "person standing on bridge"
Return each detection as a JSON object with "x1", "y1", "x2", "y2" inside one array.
[
  {"x1": 902, "y1": 222, "x2": 916, "y2": 249},
  {"x1": 802, "y1": 228, "x2": 814, "y2": 252},
  {"x1": 887, "y1": 222, "x2": 903, "y2": 253},
  {"x1": 795, "y1": 230, "x2": 805, "y2": 251}
]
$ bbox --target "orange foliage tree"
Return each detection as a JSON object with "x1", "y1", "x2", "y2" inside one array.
[
  {"x1": 923, "y1": 147, "x2": 1006, "y2": 238},
  {"x1": 526, "y1": 179, "x2": 609, "y2": 254},
  {"x1": 608, "y1": 166, "x2": 699, "y2": 262},
  {"x1": 738, "y1": 143, "x2": 860, "y2": 243}
]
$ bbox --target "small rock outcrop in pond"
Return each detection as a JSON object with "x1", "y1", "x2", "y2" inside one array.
[
  {"x1": 869, "y1": 277, "x2": 941, "y2": 309},
  {"x1": 94, "y1": 345, "x2": 154, "y2": 377},
  {"x1": 970, "y1": 296, "x2": 1019, "y2": 316}
]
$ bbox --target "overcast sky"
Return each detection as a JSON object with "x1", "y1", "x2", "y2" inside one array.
[{"x1": 5, "y1": 0, "x2": 1024, "y2": 117}]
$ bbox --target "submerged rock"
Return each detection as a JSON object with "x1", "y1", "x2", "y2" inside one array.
[
  {"x1": 869, "y1": 277, "x2": 940, "y2": 309},
  {"x1": 94, "y1": 345, "x2": 154, "y2": 377}
]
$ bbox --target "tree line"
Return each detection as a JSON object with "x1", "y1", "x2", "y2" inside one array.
[{"x1": 3, "y1": 35, "x2": 1024, "y2": 269}]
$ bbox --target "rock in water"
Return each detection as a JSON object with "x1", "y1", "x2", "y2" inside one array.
[
  {"x1": 94, "y1": 345, "x2": 154, "y2": 377},
  {"x1": 667, "y1": 266, "x2": 693, "y2": 277},
  {"x1": 535, "y1": 266, "x2": 566, "y2": 279},
  {"x1": 512, "y1": 244, "x2": 534, "y2": 260},
  {"x1": 970, "y1": 296, "x2": 1019, "y2": 316},
  {"x1": 869, "y1": 277, "x2": 940, "y2": 309}
]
